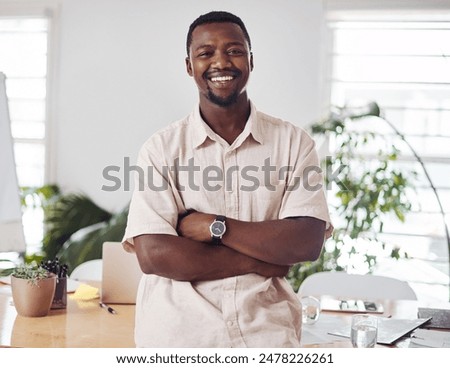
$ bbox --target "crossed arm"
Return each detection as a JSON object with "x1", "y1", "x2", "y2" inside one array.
[{"x1": 133, "y1": 212, "x2": 327, "y2": 282}]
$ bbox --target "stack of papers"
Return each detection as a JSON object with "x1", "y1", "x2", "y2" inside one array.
[{"x1": 410, "y1": 329, "x2": 450, "y2": 348}]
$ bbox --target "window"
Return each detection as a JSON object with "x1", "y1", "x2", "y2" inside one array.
[
  {"x1": 325, "y1": 15, "x2": 450, "y2": 301},
  {"x1": 0, "y1": 12, "x2": 53, "y2": 253}
]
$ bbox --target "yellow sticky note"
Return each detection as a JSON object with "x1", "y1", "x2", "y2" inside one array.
[{"x1": 69, "y1": 284, "x2": 99, "y2": 301}]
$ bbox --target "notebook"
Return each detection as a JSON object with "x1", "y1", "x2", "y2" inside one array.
[
  {"x1": 418, "y1": 308, "x2": 450, "y2": 329},
  {"x1": 101, "y1": 241, "x2": 143, "y2": 304}
]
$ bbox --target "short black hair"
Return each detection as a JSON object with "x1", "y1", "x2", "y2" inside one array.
[{"x1": 186, "y1": 11, "x2": 252, "y2": 56}]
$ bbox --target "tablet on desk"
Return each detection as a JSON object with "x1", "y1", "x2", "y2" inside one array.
[
  {"x1": 320, "y1": 297, "x2": 384, "y2": 314},
  {"x1": 329, "y1": 317, "x2": 432, "y2": 345}
]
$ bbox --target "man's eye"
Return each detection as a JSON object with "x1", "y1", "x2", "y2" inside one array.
[
  {"x1": 228, "y1": 49, "x2": 245, "y2": 55},
  {"x1": 198, "y1": 51, "x2": 213, "y2": 57}
]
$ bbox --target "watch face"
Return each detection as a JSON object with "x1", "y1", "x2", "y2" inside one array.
[{"x1": 211, "y1": 221, "x2": 225, "y2": 236}]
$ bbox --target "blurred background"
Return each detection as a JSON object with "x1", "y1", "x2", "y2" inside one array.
[{"x1": 1, "y1": 0, "x2": 449, "y2": 301}]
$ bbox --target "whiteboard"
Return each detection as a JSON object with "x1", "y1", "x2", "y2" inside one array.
[{"x1": 0, "y1": 72, "x2": 26, "y2": 253}]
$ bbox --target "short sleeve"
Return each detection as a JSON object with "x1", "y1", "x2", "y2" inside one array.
[
  {"x1": 278, "y1": 130, "x2": 332, "y2": 228},
  {"x1": 122, "y1": 140, "x2": 182, "y2": 252}
]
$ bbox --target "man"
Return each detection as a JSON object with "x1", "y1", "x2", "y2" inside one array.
[{"x1": 123, "y1": 11, "x2": 331, "y2": 348}]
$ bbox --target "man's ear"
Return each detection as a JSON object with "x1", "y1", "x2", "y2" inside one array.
[
  {"x1": 185, "y1": 57, "x2": 193, "y2": 76},
  {"x1": 250, "y1": 52, "x2": 254, "y2": 71}
]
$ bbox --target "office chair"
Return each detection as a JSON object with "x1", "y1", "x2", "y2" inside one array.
[
  {"x1": 297, "y1": 271, "x2": 417, "y2": 301},
  {"x1": 69, "y1": 259, "x2": 103, "y2": 282}
]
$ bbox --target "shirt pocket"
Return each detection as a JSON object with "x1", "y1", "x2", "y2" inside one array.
[{"x1": 240, "y1": 182, "x2": 286, "y2": 221}]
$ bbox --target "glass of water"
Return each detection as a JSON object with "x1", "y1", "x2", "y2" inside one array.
[
  {"x1": 351, "y1": 314, "x2": 378, "y2": 348},
  {"x1": 300, "y1": 296, "x2": 321, "y2": 325}
]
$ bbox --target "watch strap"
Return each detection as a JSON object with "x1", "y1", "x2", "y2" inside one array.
[{"x1": 216, "y1": 215, "x2": 226, "y2": 222}]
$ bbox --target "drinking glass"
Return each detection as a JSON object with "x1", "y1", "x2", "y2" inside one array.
[
  {"x1": 300, "y1": 296, "x2": 321, "y2": 325},
  {"x1": 351, "y1": 314, "x2": 378, "y2": 348}
]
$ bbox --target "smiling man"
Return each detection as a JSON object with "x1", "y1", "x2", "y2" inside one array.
[{"x1": 123, "y1": 11, "x2": 332, "y2": 348}]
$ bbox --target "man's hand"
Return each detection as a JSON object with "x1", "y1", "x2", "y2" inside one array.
[
  {"x1": 177, "y1": 210, "x2": 215, "y2": 243},
  {"x1": 325, "y1": 224, "x2": 334, "y2": 239}
]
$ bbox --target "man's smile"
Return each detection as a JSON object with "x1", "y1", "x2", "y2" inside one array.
[
  {"x1": 205, "y1": 70, "x2": 241, "y2": 89},
  {"x1": 210, "y1": 75, "x2": 234, "y2": 83}
]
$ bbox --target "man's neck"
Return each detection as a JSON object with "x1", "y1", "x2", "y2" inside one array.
[{"x1": 199, "y1": 96, "x2": 251, "y2": 145}]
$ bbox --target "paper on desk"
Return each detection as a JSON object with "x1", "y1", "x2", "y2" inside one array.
[
  {"x1": 409, "y1": 328, "x2": 450, "y2": 348},
  {"x1": 67, "y1": 278, "x2": 82, "y2": 293},
  {"x1": 69, "y1": 283, "x2": 99, "y2": 301},
  {"x1": 301, "y1": 314, "x2": 349, "y2": 346}
]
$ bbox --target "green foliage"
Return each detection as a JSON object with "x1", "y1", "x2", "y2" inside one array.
[
  {"x1": 58, "y1": 207, "x2": 128, "y2": 272},
  {"x1": 286, "y1": 102, "x2": 414, "y2": 291},
  {"x1": 20, "y1": 185, "x2": 128, "y2": 276},
  {"x1": 0, "y1": 260, "x2": 15, "y2": 277},
  {"x1": 20, "y1": 184, "x2": 60, "y2": 208},
  {"x1": 42, "y1": 192, "x2": 113, "y2": 259},
  {"x1": 11, "y1": 263, "x2": 51, "y2": 286},
  {"x1": 24, "y1": 253, "x2": 46, "y2": 265},
  {"x1": 287, "y1": 248, "x2": 344, "y2": 292}
]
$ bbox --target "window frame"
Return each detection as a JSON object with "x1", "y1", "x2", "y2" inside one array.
[
  {"x1": 0, "y1": 0, "x2": 60, "y2": 184},
  {"x1": 0, "y1": 0, "x2": 59, "y2": 253}
]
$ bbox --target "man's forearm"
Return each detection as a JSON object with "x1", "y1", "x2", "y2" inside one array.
[
  {"x1": 133, "y1": 234, "x2": 289, "y2": 282},
  {"x1": 178, "y1": 212, "x2": 326, "y2": 265},
  {"x1": 222, "y1": 217, "x2": 325, "y2": 265}
]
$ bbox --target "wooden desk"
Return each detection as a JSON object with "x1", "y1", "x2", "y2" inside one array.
[
  {"x1": 0, "y1": 286, "x2": 135, "y2": 347},
  {"x1": 1, "y1": 283, "x2": 448, "y2": 348}
]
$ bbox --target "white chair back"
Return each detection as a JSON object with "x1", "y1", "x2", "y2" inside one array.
[
  {"x1": 298, "y1": 271, "x2": 417, "y2": 300},
  {"x1": 70, "y1": 259, "x2": 103, "y2": 282}
]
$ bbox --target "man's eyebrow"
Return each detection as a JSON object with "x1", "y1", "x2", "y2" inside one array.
[
  {"x1": 194, "y1": 44, "x2": 213, "y2": 51},
  {"x1": 194, "y1": 41, "x2": 247, "y2": 51},
  {"x1": 225, "y1": 41, "x2": 246, "y2": 47}
]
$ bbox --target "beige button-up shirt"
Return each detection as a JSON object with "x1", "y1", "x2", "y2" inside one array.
[{"x1": 123, "y1": 102, "x2": 331, "y2": 347}]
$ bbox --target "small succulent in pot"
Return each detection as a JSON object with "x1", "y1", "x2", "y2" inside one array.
[
  {"x1": 11, "y1": 262, "x2": 57, "y2": 317},
  {"x1": 12, "y1": 263, "x2": 53, "y2": 286}
]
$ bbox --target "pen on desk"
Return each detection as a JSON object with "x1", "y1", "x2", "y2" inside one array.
[{"x1": 99, "y1": 302, "x2": 117, "y2": 314}]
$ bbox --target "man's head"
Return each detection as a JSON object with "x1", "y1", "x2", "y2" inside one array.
[
  {"x1": 185, "y1": 11, "x2": 253, "y2": 108},
  {"x1": 186, "y1": 11, "x2": 252, "y2": 57}
]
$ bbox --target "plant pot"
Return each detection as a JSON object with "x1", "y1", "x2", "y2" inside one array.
[{"x1": 11, "y1": 274, "x2": 57, "y2": 317}]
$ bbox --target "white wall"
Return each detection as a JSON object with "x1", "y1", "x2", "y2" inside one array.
[{"x1": 53, "y1": 0, "x2": 325, "y2": 212}]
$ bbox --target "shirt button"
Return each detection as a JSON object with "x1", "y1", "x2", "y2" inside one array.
[{"x1": 227, "y1": 320, "x2": 234, "y2": 327}]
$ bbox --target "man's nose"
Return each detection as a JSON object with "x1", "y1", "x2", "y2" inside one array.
[{"x1": 212, "y1": 51, "x2": 231, "y2": 68}]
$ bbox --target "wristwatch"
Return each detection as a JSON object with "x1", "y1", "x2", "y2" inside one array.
[{"x1": 209, "y1": 215, "x2": 226, "y2": 245}]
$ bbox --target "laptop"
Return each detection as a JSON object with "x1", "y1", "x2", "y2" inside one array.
[{"x1": 101, "y1": 241, "x2": 143, "y2": 304}]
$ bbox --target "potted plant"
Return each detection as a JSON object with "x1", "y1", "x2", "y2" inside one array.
[
  {"x1": 287, "y1": 102, "x2": 414, "y2": 291},
  {"x1": 11, "y1": 263, "x2": 57, "y2": 317}
]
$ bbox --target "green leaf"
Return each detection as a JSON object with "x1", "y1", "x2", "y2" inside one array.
[
  {"x1": 43, "y1": 193, "x2": 113, "y2": 259},
  {"x1": 58, "y1": 207, "x2": 129, "y2": 273}
]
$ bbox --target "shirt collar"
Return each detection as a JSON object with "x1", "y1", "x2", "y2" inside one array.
[{"x1": 191, "y1": 101, "x2": 264, "y2": 149}]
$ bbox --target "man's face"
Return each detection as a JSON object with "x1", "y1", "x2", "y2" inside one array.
[{"x1": 186, "y1": 22, "x2": 253, "y2": 108}]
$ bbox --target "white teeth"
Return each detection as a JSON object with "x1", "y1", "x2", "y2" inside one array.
[{"x1": 211, "y1": 76, "x2": 234, "y2": 82}]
